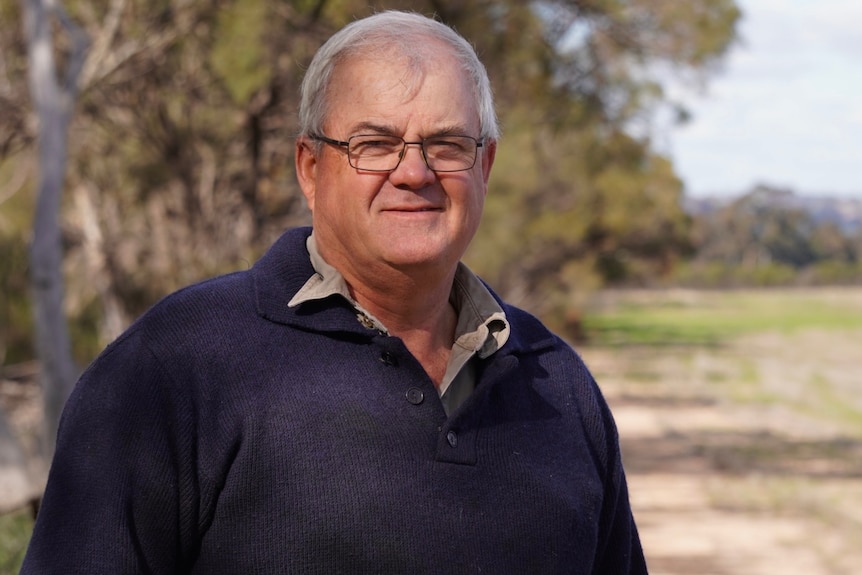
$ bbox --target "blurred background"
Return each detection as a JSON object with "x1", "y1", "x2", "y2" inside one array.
[{"x1": 1, "y1": 0, "x2": 860, "y2": 573}]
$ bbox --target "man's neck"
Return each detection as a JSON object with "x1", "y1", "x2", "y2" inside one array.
[
  {"x1": 349, "y1": 266, "x2": 459, "y2": 389},
  {"x1": 311, "y1": 234, "x2": 460, "y2": 386}
]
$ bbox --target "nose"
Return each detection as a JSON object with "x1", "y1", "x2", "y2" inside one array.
[
  {"x1": 397, "y1": 142, "x2": 428, "y2": 167},
  {"x1": 389, "y1": 142, "x2": 436, "y2": 187}
]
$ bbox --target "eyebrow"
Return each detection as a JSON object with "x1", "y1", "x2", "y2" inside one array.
[
  {"x1": 347, "y1": 121, "x2": 474, "y2": 138},
  {"x1": 347, "y1": 121, "x2": 396, "y2": 136}
]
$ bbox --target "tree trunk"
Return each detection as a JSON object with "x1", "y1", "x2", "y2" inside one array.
[{"x1": 20, "y1": 0, "x2": 89, "y2": 462}]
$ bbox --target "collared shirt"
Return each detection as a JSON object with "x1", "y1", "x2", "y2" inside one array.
[{"x1": 288, "y1": 234, "x2": 510, "y2": 414}]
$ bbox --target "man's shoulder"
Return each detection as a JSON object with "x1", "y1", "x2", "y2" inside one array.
[
  {"x1": 491, "y1": 297, "x2": 594, "y2": 385},
  {"x1": 110, "y1": 228, "x2": 312, "y2": 352},
  {"x1": 495, "y1": 299, "x2": 568, "y2": 352},
  {"x1": 140, "y1": 227, "x2": 313, "y2": 326},
  {"x1": 154, "y1": 271, "x2": 252, "y2": 321}
]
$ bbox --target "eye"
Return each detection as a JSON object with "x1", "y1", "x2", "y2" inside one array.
[
  {"x1": 425, "y1": 137, "x2": 472, "y2": 157},
  {"x1": 350, "y1": 135, "x2": 401, "y2": 156}
]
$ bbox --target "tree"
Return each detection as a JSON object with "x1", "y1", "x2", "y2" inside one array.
[
  {"x1": 0, "y1": 0, "x2": 742, "y2": 364},
  {"x1": 20, "y1": 0, "x2": 89, "y2": 462},
  {"x1": 685, "y1": 185, "x2": 862, "y2": 287},
  {"x1": 463, "y1": 0, "x2": 740, "y2": 322}
]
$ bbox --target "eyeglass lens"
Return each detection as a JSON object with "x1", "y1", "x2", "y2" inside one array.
[{"x1": 347, "y1": 135, "x2": 478, "y2": 172}]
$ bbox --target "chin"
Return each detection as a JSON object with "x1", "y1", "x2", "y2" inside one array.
[
  {"x1": 381, "y1": 245, "x2": 451, "y2": 269},
  {"x1": 374, "y1": 231, "x2": 470, "y2": 270}
]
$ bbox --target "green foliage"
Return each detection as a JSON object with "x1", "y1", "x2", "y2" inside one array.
[
  {"x1": 638, "y1": 0, "x2": 742, "y2": 65},
  {"x1": 67, "y1": 297, "x2": 107, "y2": 365},
  {"x1": 462, "y1": 0, "x2": 736, "y2": 305},
  {"x1": 1, "y1": 0, "x2": 742, "y2": 365},
  {"x1": 0, "y1": 158, "x2": 35, "y2": 365},
  {"x1": 210, "y1": 0, "x2": 272, "y2": 105},
  {"x1": 0, "y1": 509, "x2": 33, "y2": 575},
  {"x1": 804, "y1": 261, "x2": 862, "y2": 285},
  {"x1": 685, "y1": 186, "x2": 862, "y2": 289},
  {"x1": 0, "y1": 233, "x2": 34, "y2": 364},
  {"x1": 0, "y1": 159, "x2": 33, "y2": 236},
  {"x1": 674, "y1": 261, "x2": 799, "y2": 289}
]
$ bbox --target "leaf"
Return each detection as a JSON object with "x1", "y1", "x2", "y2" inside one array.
[{"x1": 210, "y1": 0, "x2": 271, "y2": 105}]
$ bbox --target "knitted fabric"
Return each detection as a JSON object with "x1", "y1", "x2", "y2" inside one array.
[{"x1": 22, "y1": 227, "x2": 647, "y2": 575}]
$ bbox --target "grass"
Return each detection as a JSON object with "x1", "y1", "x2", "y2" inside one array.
[
  {"x1": 580, "y1": 287, "x2": 862, "y2": 574},
  {"x1": 0, "y1": 509, "x2": 33, "y2": 575},
  {"x1": 582, "y1": 288, "x2": 862, "y2": 347},
  {"x1": 802, "y1": 373, "x2": 862, "y2": 432},
  {"x1": 4, "y1": 287, "x2": 862, "y2": 568},
  {"x1": 582, "y1": 288, "x2": 862, "y2": 426}
]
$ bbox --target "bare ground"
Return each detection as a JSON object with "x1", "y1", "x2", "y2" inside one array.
[
  {"x1": 583, "y1": 325, "x2": 862, "y2": 575},
  {"x1": 4, "y1": 291, "x2": 862, "y2": 573}
]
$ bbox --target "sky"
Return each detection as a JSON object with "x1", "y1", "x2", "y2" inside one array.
[{"x1": 665, "y1": 0, "x2": 862, "y2": 198}]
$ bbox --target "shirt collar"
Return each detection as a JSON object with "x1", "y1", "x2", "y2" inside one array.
[{"x1": 289, "y1": 233, "x2": 510, "y2": 357}]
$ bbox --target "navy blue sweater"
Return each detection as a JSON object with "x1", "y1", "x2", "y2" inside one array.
[{"x1": 23, "y1": 227, "x2": 647, "y2": 574}]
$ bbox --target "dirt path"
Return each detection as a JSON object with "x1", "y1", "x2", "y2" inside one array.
[
  {"x1": 4, "y1": 310, "x2": 862, "y2": 574},
  {"x1": 582, "y1": 330, "x2": 862, "y2": 575}
]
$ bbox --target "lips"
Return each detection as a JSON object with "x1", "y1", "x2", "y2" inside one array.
[{"x1": 384, "y1": 205, "x2": 442, "y2": 212}]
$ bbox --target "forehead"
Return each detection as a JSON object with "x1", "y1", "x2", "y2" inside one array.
[{"x1": 324, "y1": 45, "x2": 479, "y2": 134}]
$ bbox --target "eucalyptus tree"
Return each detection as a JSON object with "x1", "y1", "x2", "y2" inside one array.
[
  {"x1": 1, "y1": 0, "x2": 741, "y2": 364},
  {"x1": 18, "y1": 0, "x2": 88, "y2": 462}
]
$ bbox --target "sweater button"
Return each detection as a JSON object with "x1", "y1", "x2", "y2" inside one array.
[
  {"x1": 379, "y1": 351, "x2": 397, "y2": 366},
  {"x1": 446, "y1": 431, "x2": 458, "y2": 448},
  {"x1": 405, "y1": 388, "x2": 424, "y2": 405}
]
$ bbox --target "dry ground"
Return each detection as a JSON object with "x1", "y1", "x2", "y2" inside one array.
[
  {"x1": 3, "y1": 290, "x2": 862, "y2": 574},
  {"x1": 583, "y1": 322, "x2": 862, "y2": 575}
]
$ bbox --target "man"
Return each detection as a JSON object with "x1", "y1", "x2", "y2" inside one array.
[{"x1": 22, "y1": 11, "x2": 648, "y2": 574}]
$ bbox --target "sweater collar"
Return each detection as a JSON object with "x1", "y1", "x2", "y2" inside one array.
[
  {"x1": 252, "y1": 227, "x2": 552, "y2": 355},
  {"x1": 288, "y1": 233, "x2": 510, "y2": 358},
  {"x1": 252, "y1": 227, "x2": 369, "y2": 337}
]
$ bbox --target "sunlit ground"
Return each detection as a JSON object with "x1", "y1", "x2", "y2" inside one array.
[
  {"x1": 581, "y1": 287, "x2": 862, "y2": 575},
  {"x1": 2, "y1": 287, "x2": 861, "y2": 574}
]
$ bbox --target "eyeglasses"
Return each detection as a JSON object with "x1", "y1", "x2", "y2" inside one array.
[{"x1": 310, "y1": 134, "x2": 483, "y2": 173}]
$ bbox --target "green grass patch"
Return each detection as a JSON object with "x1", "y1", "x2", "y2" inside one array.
[
  {"x1": 0, "y1": 509, "x2": 33, "y2": 575},
  {"x1": 621, "y1": 368, "x2": 663, "y2": 383},
  {"x1": 802, "y1": 374, "x2": 862, "y2": 431},
  {"x1": 582, "y1": 289, "x2": 862, "y2": 347}
]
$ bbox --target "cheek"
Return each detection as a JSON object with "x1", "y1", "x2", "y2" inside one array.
[
  {"x1": 469, "y1": 195, "x2": 485, "y2": 230},
  {"x1": 314, "y1": 172, "x2": 382, "y2": 218},
  {"x1": 314, "y1": 189, "x2": 352, "y2": 229},
  {"x1": 466, "y1": 177, "x2": 488, "y2": 216}
]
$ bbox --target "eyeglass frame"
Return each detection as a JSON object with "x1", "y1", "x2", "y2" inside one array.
[{"x1": 308, "y1": 133, "x2": 485, "y2": 173}]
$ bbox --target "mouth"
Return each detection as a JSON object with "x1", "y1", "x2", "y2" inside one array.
[{"x1": 386, "y1": 206, "x2": 442, "y2": 212}]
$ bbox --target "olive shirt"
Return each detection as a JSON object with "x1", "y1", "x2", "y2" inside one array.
[{"x1": 292, "y1": 234, "x2": 511, "y2": 415}]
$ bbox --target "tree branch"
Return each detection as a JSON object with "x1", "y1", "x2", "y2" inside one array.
[{"x1": 79, "y1": 0, "x2": 126, "y2": 89}]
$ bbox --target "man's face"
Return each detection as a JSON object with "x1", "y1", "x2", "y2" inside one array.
[{"x1": 296, "y1": 45, "x2": 496, "y2": 281}]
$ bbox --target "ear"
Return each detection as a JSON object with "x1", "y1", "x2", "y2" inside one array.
[
  {"x1": 295, "y1": 137, "x2": 318, "y2": 211},
  {"x1": 480, "y1": 139, "x2": 497, "y2": 188}
]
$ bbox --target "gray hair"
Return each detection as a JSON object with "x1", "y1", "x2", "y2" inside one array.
[{"x1": 298, "y1": 11, "x2": 499, "y2": 141}]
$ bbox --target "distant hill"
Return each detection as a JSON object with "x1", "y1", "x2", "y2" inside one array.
[{"x1": 685, "y1": 187, "x2": 862, "y2": 234}]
